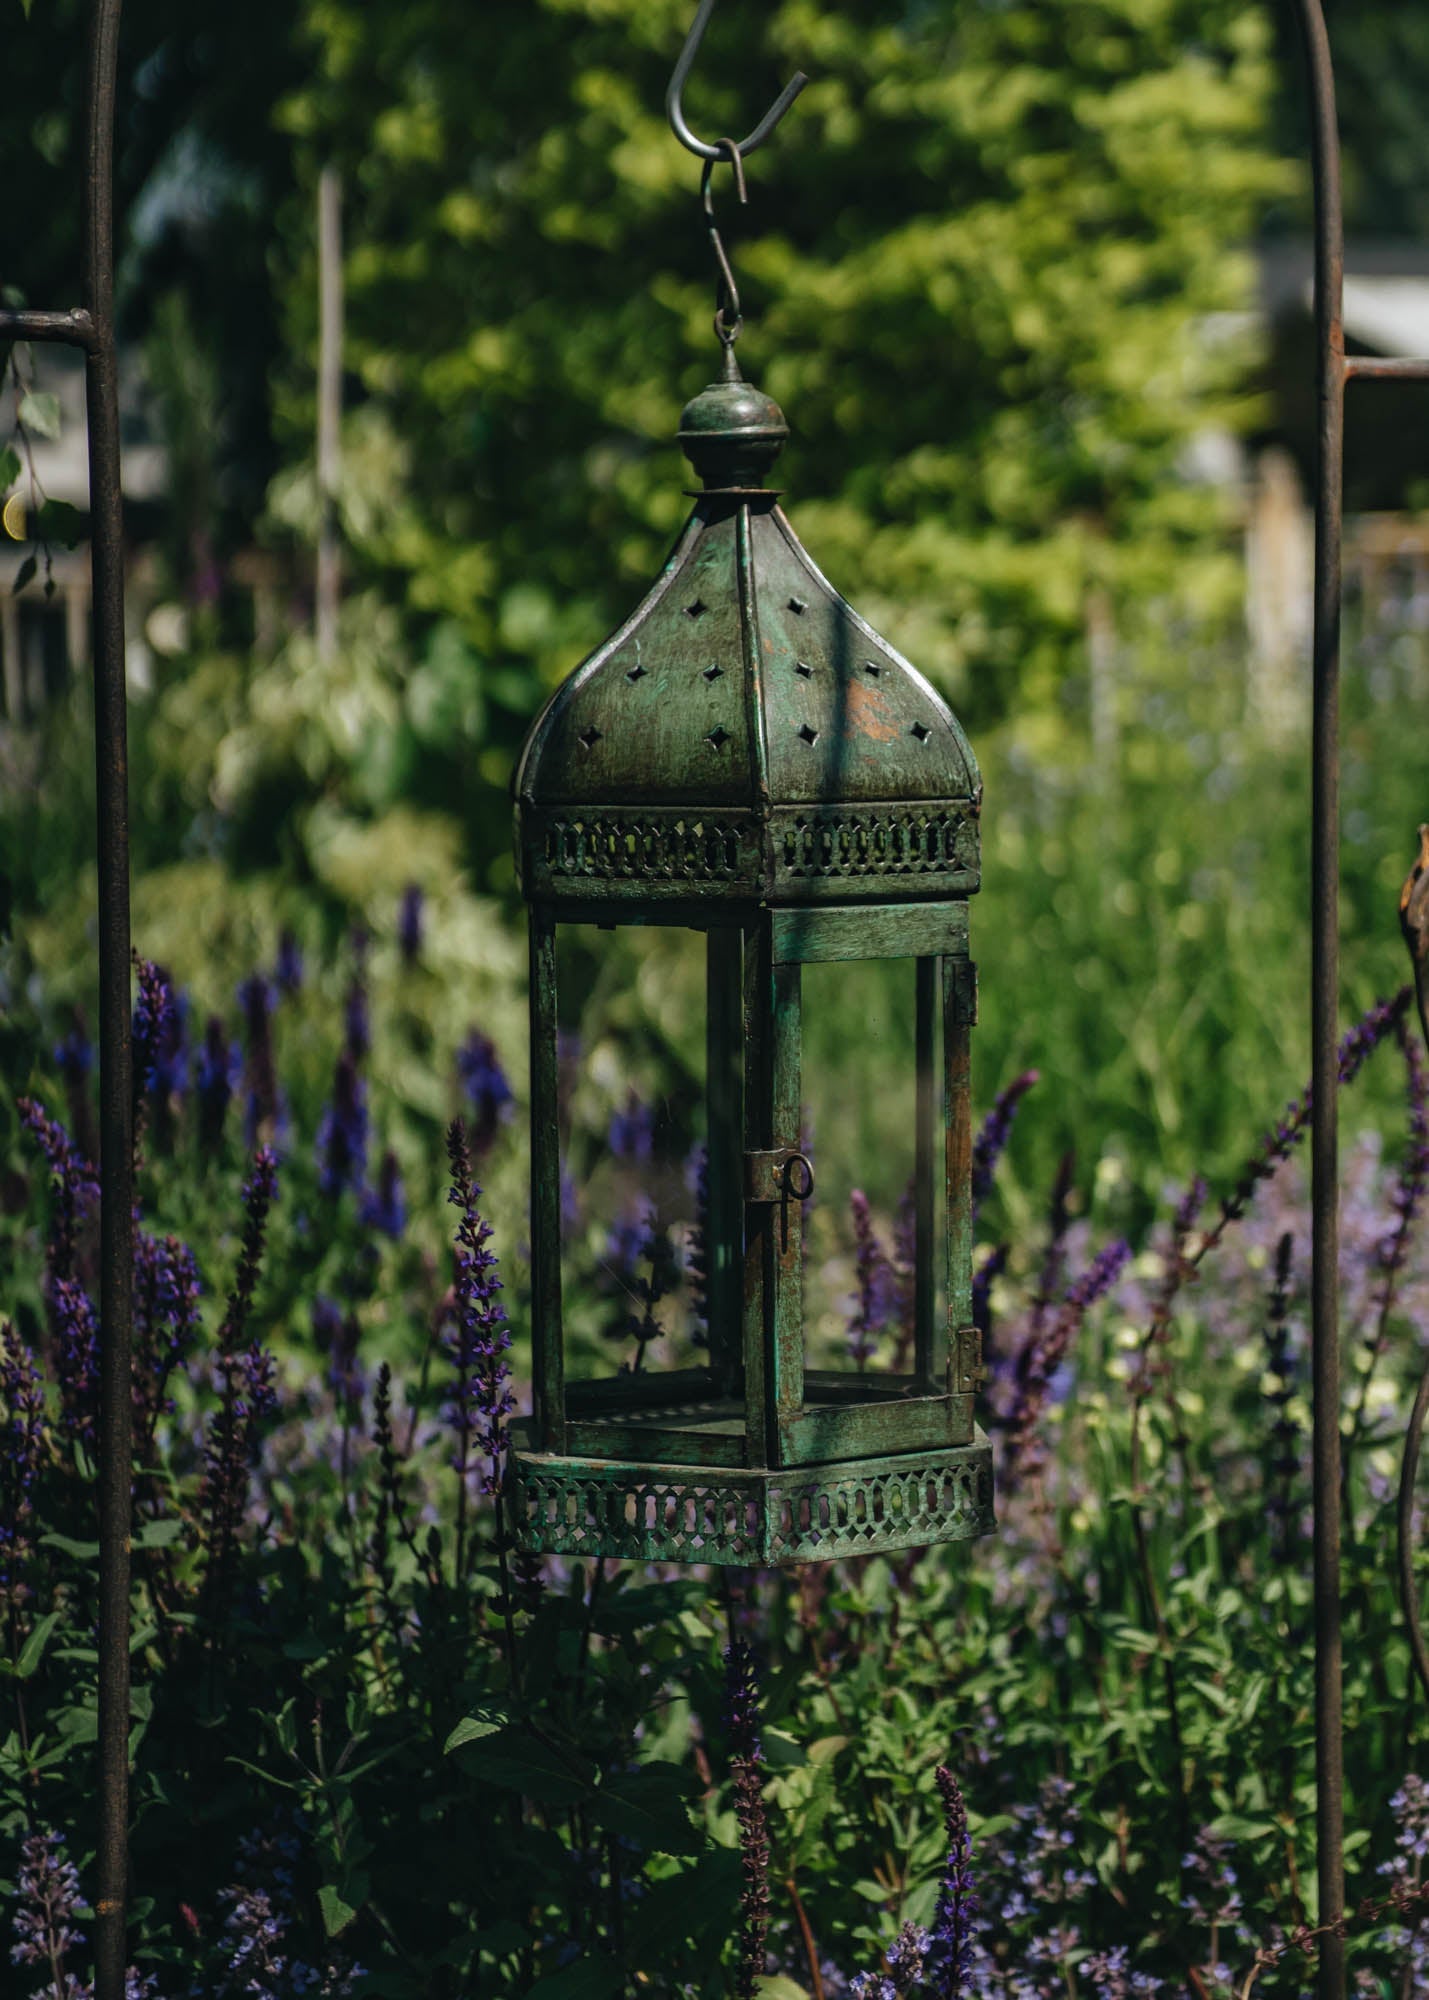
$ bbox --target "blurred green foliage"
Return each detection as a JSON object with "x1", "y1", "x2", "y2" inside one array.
[{"x1": 268, "y1": 0, "x2": 1288, "y2": 877}]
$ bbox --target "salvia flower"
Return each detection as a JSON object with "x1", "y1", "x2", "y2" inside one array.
[
  {"x1": 10, "y1": 1829, "x2": 85, "y2": 1980},
  {"x1": 18, "y1": 1097, "x2": 98, "y2": 1290},
  {"x1": 201, "y1": 1150, "x2": 280, "y2": 1563},
  {"x1": 932, "y1": 1766, "x2": 978, "y2": 1999},
  {"x1": 458, "y1": 1029, "x2": 514, "y2": 1153},
  {"x1": 148, "y1": 987, "x2": 191, "y2": 1150},
  {"x1": 131, "y1": 951, "x2": 175, "y2": 1101},
  {"x1": 1260, "y1": 1232, "x2": 1300, "y2": 1567},
  {"x1": 608, "y1": 1089, "x2": 655, "y2": 1164},
  {"x1": 360, "y1": 1147, "x2": 407, "y2": 1238},
  {"x1": 724, "y1": 1639, "x2": 771, "y2": 2000},
  {"x1": 314, "y1": 1296, "x2": 365, "y2": 1411},
  {"x1": 444, "y1": 1119, "x2": 513, "y2": 1495},
  {"x1": 52, "y1": 1275, "x2": 100, "y2": 1455},
  {"x1": 1005, "y1": 1239, "x2": 1131, "y2": 1483},
  {"x1": 196, "y1": 1015, "x2": 241, "y2": 1152},
  {"x1": 238, "y1": 973, "x2": 283, "y2": 1149},
  {"x1": 398, "y1": 882, "x2": 424, "y2": 964},
  {"x1": 685, "y1": 1143, "x2": 710, "y2": 1349},
  {"x1": 274, "y1": 926, "x2": 304, "y2": 995},
  {"x1": 133, "y1": 1228, "x2": 203, "y2": 1454},
  {"x1": 316, "y1": 1051, "x2": 368, "y2": 1198},
  {"x1": 971, "y1": 1068, "x2": 1039, "y2": 1212},
  {"x1": 0, "y1": 1320, "x2": 47, "y2": 1603},
  {"x1": 53, "y1": 1010, "x2": 98, "y2": 1165},
  {"x1": 847, "y1": 1190, "x2": 895, "y2": 1368}
]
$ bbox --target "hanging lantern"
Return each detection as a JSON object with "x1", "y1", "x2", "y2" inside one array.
[{"x1": 508, "y1": 7, "x2": 994, "y2": 1566}]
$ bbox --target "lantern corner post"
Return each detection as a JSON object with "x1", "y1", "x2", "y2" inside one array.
[{"x1": 528, "y1": 904, "x2": 566, "y2": 1455}]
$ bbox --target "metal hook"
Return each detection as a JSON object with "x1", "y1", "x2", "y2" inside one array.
[{"x1": 665, "y1": 0, "x2": 809, "y2": 166}]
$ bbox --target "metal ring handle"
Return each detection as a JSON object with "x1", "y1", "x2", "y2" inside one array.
[{"x1": 781, "y1": 1151, "x2": 815, "y2": 1203}]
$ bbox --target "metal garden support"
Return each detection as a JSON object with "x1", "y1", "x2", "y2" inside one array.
[
  {"x1": 1294, "y1": 4, "x2": 1429, "y2": 1991},
  {"x1": 0, "y1": 2, "x2": 132, "y2": 1995}
]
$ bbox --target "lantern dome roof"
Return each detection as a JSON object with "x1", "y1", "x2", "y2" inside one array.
[{"x1": 514, "y1": 376, "x2": 980, "y2": 912}]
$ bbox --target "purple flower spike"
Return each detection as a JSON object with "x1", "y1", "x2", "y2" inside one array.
[
  {"x1": 131, "y1": 952, "x2": 175, "y2": 1100},
  {"x1": 444, "y1": 1120, "x2": 514, "y2": 1497},
  {"x1": 239, "y1": 973, "x2": 284, "y2": 1149},
  {"x1": 932, "y1": 1765, "x2": 979, "y2": 1999},
  {"x1": 971, "y1": 1068, "x2": 1039, "y2": 1212},
  {"x1": 608, "y1": 1089, "x2": 655, "y2": 1164},
  {"x1": 53, "y1": 1008, "x2": 99, "y2": 1166},
  {"x1": 11, "y1": 1828, "x2": 85, "y2": 1976},
  {"x1": 847, "y1": 1190, "x2": 895, "y2": 1368},
  {"x1": 0, "y1": 1321, "x2": 47, "y2": 1601},
  {"x1": 316, "y1": 1051, "x2": 369, "y2": 1198},
  {"x1": 361, "y1": 1147, "x2": 407, "y2": 1238},
  {"x1": 201, "y1": 1151, "x2": 280, "y2": 1564},
  {"x1": 458, "y1": 1030, "x2": 515, "y2": 1153},
  {"x1": 19, "y1": 1097, "x2": 98, "y2": 1299},
  {"x1": 685, "y1": 1143, "x2": 710, "y2": 1348},
  {"x1": 53, "y1": 1276, "x2": 100, "y2": 1454},
  {"x1": 398, "y1": 882, "x2": 425, "y2": 964},
  {"x1": 196, "y1": 1014, "x2": 242, "y2": 1152},
  {"x1": 274, "y1": 926, "x2": 304, "y2": 995}
]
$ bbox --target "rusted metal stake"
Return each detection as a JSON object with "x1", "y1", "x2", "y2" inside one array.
[
  {"x1": 1295, "y1": 3, "x2": 1346, "y2": 1988},
  {"x1": 0, "y1": 1, "x2": 133, "y2": 1992}
]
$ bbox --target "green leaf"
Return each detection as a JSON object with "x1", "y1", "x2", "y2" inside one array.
[
  {"x1": 755, "y1": 1980, "x2": 812, "y2": 1999},
  {"x1": 524, "y1": 1959, "x2": 625, "y2": 2000},
  {"x1": 443, "y1": 1706, "x2": 509, "y2": 1753},
  {"x1": 133, "y1": 1518, "x2": 184, "y2": 1550},
  {"x1": 0, "y1": 445, "x2": 20, "y2": 490},
  {"x1": 13, "y1": 1612, "x2": 59, "y2": 1680},
  {"x1": 585, "y1": 1763, "x2": 702, "y2": 1857},
  {"x1": 40, "y1": 1531, "x2": 99, "y2": 1561},
  {"x1": 452, "y1": 1726, "x2": 594, "y2": 1805},
  {"x1": 318, "y1": 1884, "x2": 359, "y2": 1938},
  {"x1": 12, "y1": 553, "x2": 36, "y2": 595},
  {"x1": 18, "y1": 391, "x2": 61, "y2": 440},
  {"x1": 35, "y1": 498, "x2": 84, "y2": 548}
]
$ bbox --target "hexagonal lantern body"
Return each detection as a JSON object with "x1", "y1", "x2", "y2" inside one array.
[{"x1": 509, "y1": 376, "x2": 994, "y2": 1565}]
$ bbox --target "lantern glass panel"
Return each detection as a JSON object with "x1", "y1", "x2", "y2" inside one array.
[
  {"x1": 799, "y1": 956, "x2": 933, "y2": 1373},
  {"x1": 552, "y1": 923, "x2": 709, "y2": 1384}
]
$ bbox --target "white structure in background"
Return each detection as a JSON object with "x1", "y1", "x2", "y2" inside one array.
[
  {"x1": 1245, "y1": 445, "x2": 1313, "y2": 745},
  {"x1": 0, "y1": 345, "x2": 166, "y2": 724}
]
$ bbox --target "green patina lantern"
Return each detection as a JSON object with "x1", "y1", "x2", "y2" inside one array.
[{"x1": 507, "y1": 8, "x2": 994, "y2": 1566}]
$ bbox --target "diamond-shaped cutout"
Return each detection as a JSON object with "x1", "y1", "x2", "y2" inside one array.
[
  {"x1": 625, "y1": 663, "x2": 647, "y2": 683},
  {"x1": 863, "y1": 659, "x2": 882, "y2": 676},
  {"x1": 707, "y1": 725, "x2": 730, "y2": 751},
  {"x1": 798, "y1": 723, "x2": 818, "y2": 746},
  {"x1": 703, "y1": 662, "x2": 723, "y2": 683},
  {"x1": 578, "y1": 725, "x2": 603, "y2": 751},
  {"x1": 910, "y1": 721, "x2": 931, "y2": 742},
  {"x1": 685, "y1": 598, "x2": 708, "y2": 620},
  {"x1": 795, "y1": 659, "x2": 813, "y2": 679},
  {"x1": 788, "y1": 596, "x2": 807, "y2": 615}
]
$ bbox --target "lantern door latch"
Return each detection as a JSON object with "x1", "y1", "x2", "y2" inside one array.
[{"x1": 745, "y1": 1147, "x2": 815, "y2": 1251}]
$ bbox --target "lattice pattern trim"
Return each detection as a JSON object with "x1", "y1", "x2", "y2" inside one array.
[
  {"x1": 778, "y1": 809, "x2": 977, "y2": 880},
  {"x1": 767, "y1": 1455, "x2": 990, "y2": 1561},
  {"x1": 541, "y1": 813, "x2": 758, "y2": 882},
  {"x1": 509, "y1": 1436, "x2": 994, "y2": 1567},
  {"x1": 512, "y1": 1465, "x2": 764, "y2": 1563}
]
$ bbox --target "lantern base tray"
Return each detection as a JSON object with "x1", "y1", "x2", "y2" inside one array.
[{"x1": 508, "y1": 1427, "x2": 994, "y2": 1567}]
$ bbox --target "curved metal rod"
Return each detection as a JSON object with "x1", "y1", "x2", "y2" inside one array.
[
  {"x1": 1294, "y1": 2, "x2": 1346, "y2": 1995},
  {"x1": 665, "y1": 0, "x2": 809, "y2": 163},
  {"x1": 1398, "y1": 1362, "x2": 1429, "y2": 1707},
  {"x1": 1398, "y1": 828, "x2": 1429, "y2": 1708}
]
